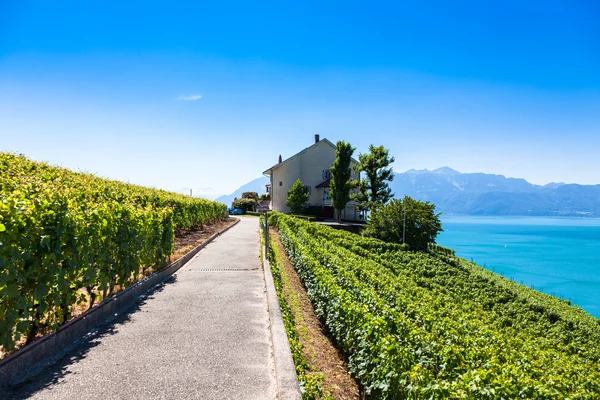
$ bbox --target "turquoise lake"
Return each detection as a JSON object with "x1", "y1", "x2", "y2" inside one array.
[{"x1": 437, "y1": 216, "x2": 600, "y2": 319}]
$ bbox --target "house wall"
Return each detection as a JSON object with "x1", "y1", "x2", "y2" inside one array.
[
  {"x1": 272, "y1": 155, "x2": 300, "y2": 213},
  {"x1": 269, "y1": 140, "x2": 361, "y2": 219},
  {"x1": 300, "y1": 142, "x2": 337, "y2": 205}
]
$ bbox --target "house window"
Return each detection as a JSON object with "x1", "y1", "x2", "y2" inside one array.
[
  {"x1": 305, "y1": 185, "x2": 312, "y2": 195},
  {"x1": 322, "y1": 169, "x2": 331, "y2": 180},
  {"x1": 323, "y1": 189, "x2": 331, "y2": 201},
  {"x1": 279, "y1": 181, "x2": 282, "y2": 186}
]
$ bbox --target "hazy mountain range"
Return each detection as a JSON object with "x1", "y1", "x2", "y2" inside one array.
[
  {"x1": 215, "y1": 177, "x2": 270, "y2": 206},
  {"x1": 391, "y1": 167, "x2": 600, "y2": 216},
  {"x1": 217, "y1": 168, "x2": 600, "y2": 217}
]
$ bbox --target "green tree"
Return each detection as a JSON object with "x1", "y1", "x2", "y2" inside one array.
[
  {"x1": 330, "y1": 141, "x2": 355, "y2": 222},
  {"x1": 362, "y1": 196, "x2": 442, "y2": 251},
  {"x1": 286, "y1": 179, "x2": 310, "y2": 214},
  {"x1": 232, "y1": 191, "x2": 260, "y2": 211},
  {"x1": 352, "y1": 145, "x2": 395, "y2": 212},
  {"x1": 241, "y1": 191, "x2": 259, "y2": 200},
  {"x1": 232, "y1": 197, "x2": 257, "y2": 211}
]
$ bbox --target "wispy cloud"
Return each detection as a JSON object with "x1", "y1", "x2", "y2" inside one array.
[{"x1": 177, "y1": 94, "x2": 202, "y2": 101}]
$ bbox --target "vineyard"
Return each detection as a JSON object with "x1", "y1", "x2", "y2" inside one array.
[
  {"x1": 269, "y1": 212, "x2": 600, "y2": 399},
  {"x1": 0, "y1": 153, "x2": 227, "y2": 351}
]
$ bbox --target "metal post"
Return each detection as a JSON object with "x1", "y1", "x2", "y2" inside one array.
[
  {"x1": 266, "y1": 213, "x2": 269, "y2": 252},
  {"x1": 402, "y1": 197, "x2": 406, "y2": 244},
  {"x1": 264, "y1": 212, "x2": 269, "y2": 256}
]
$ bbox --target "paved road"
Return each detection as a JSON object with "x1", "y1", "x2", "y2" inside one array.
[{"x1": 12, "y1": 217, "x2": 277, "y2": 400}]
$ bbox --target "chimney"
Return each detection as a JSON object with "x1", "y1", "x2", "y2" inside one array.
[
  {"x1": 278, "y1": 154, "x2": 282, "y2": 164},
  {"x1": 314, "y1": 134, "x2": 320, "y2": 143}
]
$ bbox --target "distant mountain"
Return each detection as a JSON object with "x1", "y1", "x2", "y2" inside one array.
[
  {"x1": 216, "y1": 177, "x2": 269, "y2": 206},
  {"x1": 543, "y1": 182, "x2": 566, "y2": 189},
  {"x1": 228, "y1": 169, "x2": 600, "y2": 216},
  {"x1": 391, "y1": 168, "x2": 600, "y2": 217}
]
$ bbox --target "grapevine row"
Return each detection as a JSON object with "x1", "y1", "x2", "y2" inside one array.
[
  {"x1": 269, "y1": 212, "x2": 600, "y2": 399},
  {"x1": 0, "y1": 153, "x2": 227, "y2": 351}
]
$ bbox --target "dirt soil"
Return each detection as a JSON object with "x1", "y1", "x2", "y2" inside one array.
[
  {"x1": 172, "y1": 218, "x2": 236, "y2": 262},
  {"x1": 270, "y1": 228, "x2": 360, "y2": 400}
]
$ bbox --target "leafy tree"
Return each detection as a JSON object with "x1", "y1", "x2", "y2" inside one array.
[
  {"x1": 362, "y1": 196, "x2": 442, "y2": 251},
  {"x1": 232, "y1": 192, "x2": 260, "y2": 211},
  {"x1": 242, "y1": 191, "x2": 259, "y2": 200},
  {"x1": 232, "y1": 197, "x2": 257, "y2": 211},
  {"x1": 352, "y1": 145, "x2": 395, "y2": 212},
  {"x1": 330, "y1": 141, "x2": 355, "y2": 222},
  {"x1": 286, "y1": 179, "x2": 310, "y2": 214}
]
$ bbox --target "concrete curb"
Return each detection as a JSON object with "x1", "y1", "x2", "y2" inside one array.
[
  {"x1": 262, "y1": 240, "x2": 302, "y2": 400},
  {"x1": 0, "y1": 217, "x2": 240, "y2": 389}
]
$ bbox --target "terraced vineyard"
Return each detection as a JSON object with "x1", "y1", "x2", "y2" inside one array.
[
  {"x1": 0, "y1": 153, "x2": 227, "y2": 351},
  {"x1": 269, "y1": 212, "x2": 600, "y2": 399}
]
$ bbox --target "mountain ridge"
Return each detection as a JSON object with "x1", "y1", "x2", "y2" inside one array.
[
  {"x1": 215, "y1": 176, "x2": 269, "y2": 206},
  {"x1": 390, "y1": 168, "x2": 600, "y2": 217},
  {"x1": 219, "y1": 168, "x2": 600, "y2": 217}
]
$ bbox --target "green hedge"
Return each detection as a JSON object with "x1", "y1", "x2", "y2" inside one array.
[
  {"x1": 0, "y1": 153, "x2": 227, "y2": 350},
  {"x1": 270, "y1": 212, "x2": 600, "y2": 399}
]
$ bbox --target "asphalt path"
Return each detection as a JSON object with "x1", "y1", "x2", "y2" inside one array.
[{"x1": 11, "y1": 217, "x2": 277, "y2": 400}]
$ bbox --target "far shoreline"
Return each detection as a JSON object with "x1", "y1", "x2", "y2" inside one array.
[{"x1": 440, "y1": 214, "x2": 600, "y2": 226}]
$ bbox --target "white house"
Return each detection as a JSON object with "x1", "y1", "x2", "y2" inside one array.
[{"x1": 263, "y1": 135, "x2": 361, "y2": 220}]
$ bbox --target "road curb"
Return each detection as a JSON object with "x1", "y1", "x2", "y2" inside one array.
[
  {"x1": 0, "y1": 217, "x2": 240, "y2": 390},
  {"x1": 262, "y1": 237, "x2": 302, "y2": 400}
]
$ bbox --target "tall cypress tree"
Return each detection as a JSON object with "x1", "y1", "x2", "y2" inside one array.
[
  {"x1": 352, "y1": 144, "x2": 395, "y2": 212},
  {"x1": 330, "y1": 141, "x2": 355, "y2": 222}
]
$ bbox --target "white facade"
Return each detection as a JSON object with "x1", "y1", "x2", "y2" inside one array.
[{"x1": 263, "y1": 137, "x2": 360, "y2": 220}]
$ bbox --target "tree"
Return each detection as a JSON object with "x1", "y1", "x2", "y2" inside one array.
[
  {"x1": 286, "y1": 179, "x2": 310, "y2": 214},
  {"x1": 241, "y1": 192, "x2": 259, "y2": 200},
  {"x1": 362, "y1": 196, "x2": 443, "y2": 251},
  {"x1": 352, "y1": 145, "x2": 395, "y2": 212},
  {"x1": 232, "y1": 192, "x2": 259, "y2": 211},
  {"x1": 232, "y1": 197, "x2": 257, "y2": 211},
  {"x1": 330, "y1": 141, "x2": 355, "y2": 222}
]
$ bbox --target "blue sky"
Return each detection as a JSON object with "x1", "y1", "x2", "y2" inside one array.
[{"x1": 1, "y1": 1, "x2": 599, "y2": 197}]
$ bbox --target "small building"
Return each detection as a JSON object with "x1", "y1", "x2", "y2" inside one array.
[{"x1": 262, "y1": 135, "x2": 361, "y2": 220}]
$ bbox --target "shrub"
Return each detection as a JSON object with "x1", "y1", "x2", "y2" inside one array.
[
  {"x1": 286, "y1": 179, "x2": 309, "y2": 214},
  {"x1": 232, "y1": 197, "x2": 257, "y2": 211},
  {"x1": 363, "y1": 196, "x2": 442, "y2": 251}
]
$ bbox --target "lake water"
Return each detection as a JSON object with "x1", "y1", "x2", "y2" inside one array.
[{"x1": 437, "y1": 216, "x2": 600, "y2": 319}]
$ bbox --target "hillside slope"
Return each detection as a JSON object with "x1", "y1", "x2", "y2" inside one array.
[{"x1": 269, "y1": 212, "x2": 600, "y2": 398}]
